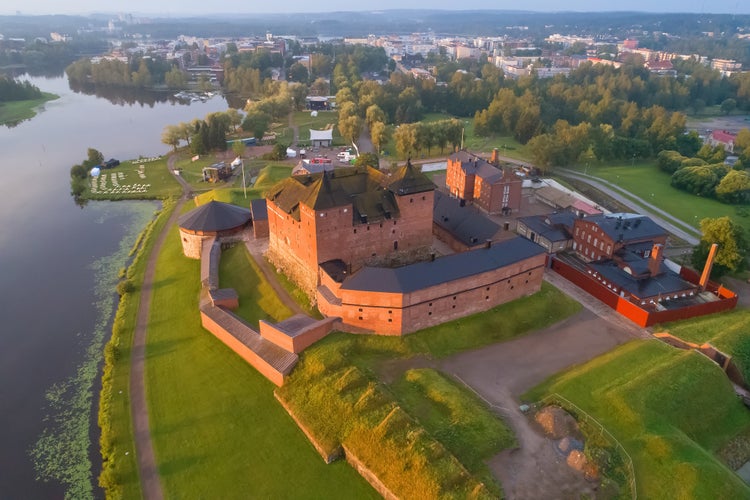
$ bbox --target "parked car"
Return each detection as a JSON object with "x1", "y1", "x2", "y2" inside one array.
[{"x1": 103, "y1": 158, "x2": 120, "y2": 169}]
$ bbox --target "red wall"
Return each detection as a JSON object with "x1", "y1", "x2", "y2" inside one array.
[{"x1": 551, "y1": 259, "x2": 737, "y2": 327}]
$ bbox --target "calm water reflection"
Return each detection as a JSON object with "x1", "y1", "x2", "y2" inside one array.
[{"x1": 0, "y1": 75, "x2": 229, "y2": 498}]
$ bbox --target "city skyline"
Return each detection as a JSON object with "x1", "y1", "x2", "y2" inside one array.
[{"x1": 2, "y1": 1, "x2": 749, "y2": 16}]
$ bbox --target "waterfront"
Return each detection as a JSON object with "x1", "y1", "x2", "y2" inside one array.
[{"x1": 0, "y1": 75, "x2": 228, "y2": 498}]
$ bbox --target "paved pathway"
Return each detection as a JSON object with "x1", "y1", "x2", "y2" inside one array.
[{"x1": 130, "y1": 155, "x2": 189, "y2": 500}]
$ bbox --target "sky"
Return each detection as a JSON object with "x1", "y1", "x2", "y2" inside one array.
[{"x1": 1, "y1": 1, "x2": 749, "y2": 16}]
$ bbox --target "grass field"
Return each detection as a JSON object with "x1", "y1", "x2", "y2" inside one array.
[
  {"x1": 143, "y1": 220, "x2": 377, "y2": 498},
  {"x1": 86, "y1": 158, "x2": 181, "y2": 200},
  {"x1": 574, "y1": 162, "x2": 750, "y2": 235},
  {"x1": 0, "y1": 92, "x2": 58, "y2": 126},
  {"x1": 192, "y1": 163, "x2": 292, "y2": 206},
  {"x1": 524, "y1": 340, "x2": 750, "y2": 499}
]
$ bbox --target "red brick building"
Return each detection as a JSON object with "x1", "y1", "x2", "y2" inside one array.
[
  {"x1": 266, "y1": 164, "x2": 435, "y2": 295},
  {"x1": 572, "y1": 214, "x2": 667, "y2": 263},
  {"x1": 317, "y1": 238, "x2": 547, "y2": 335},
  {"x1": 446, "y1": 150, "x2": 522, "y2": 215}
]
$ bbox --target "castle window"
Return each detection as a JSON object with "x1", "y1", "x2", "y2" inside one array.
[
  {"x1": 452, "y1": 305, "x2": 456, "y2": 309},
  {"x1": 485, "y1": 296, "x2": 489, "y2": 300},
  {"x1": 358, "y1": 308, "x2": 363, "y2": 312},
  {"x1": 511, "y1": 285, "x2": 514, "y2": 290},
  {"x1": 388, "y1": 310, "x2": 392, "y2": 314},
  {"x1": 428, "y1": 311, "x2": 432, "y2": 316},
  {"x1": 354, "y1": 229, "x2": 357, "y2": 234},
  {"x1": 393, "y1": 220, "x2": 397, "y2": 225},
  {"x1": 486, "y1": 287, "x2": 490, "y2": 291},
  {"x1": 453, "y1": 296, "x2": 457, "y2": 300},
  {"x1": 380, "y1": 223, "x2": 383, "y2": 228},
  {"x1": 367, "y1": 226, "x2": 370, "y2": 231},
  {"x1": 359, "y1": 316, "x2": 363, "y2": 320},
  {"x1": 428, "y1": 302, "x2": 433, "y2": 307},
  {"x1": 393, "y1": 241, "x2": 398, "y2": 251},
  {"x1": 422, "y1": 196, "x2": 426, "y2": 201},
  {"x1": 388, "y1": 319, "x2": 392, "y2": 323}
]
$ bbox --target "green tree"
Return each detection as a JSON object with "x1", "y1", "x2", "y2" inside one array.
[
  {"x1": 288, "y1": 62, "x2": 309, "y2": 83},
  {"x1": 354, "y1": 152, "x2": 379, "y2": 169},
  {"x1": 338, "y1": 114, "x2": 362, "y2": 145},
  {"x1": 715, "y1": 170, "x2": 750, "y2": 204},
  {"x1": 270, "y1": 143, "x2": 287, "y2": 160},
  {"x1": 692, "y1": 216, "x2": 748, "y2": 277},
  {"x1": 370, "y1": 121, "x2": 389, "y2": 154},
  {"x1": 365, "y1": 104, "x2": 386, "y2": 129},
  {"x1": 720, "y1": 98, "x2": 737, "y2": 115},
  {"x1": 225, "y1": 108, "x2": 243, "y2": 133},
  {"x1": 241, "y1": 110, "x2": 272, "y2": 140},
  {"x1": 394, "y1": 123, "x2": 417, "y2": 159},
  {"x1": 232, "y1": 140, "x2": 246, "y2": 159},
  {"x1": 161, "y1": 125, "x2": 182, "y2": 152},
  {"x1": 86, "y1": 148, "x2": 104, "y2": 167},
  {"x1": 164, "y1": 67, "x2": 187, "y2": 89}
]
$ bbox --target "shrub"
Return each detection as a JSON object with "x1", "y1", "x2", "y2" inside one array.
[{"x1": 116, "y1": 279, "x2": 135, "y2": 296}]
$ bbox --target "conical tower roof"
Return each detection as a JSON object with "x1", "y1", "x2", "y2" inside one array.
[{"x1": 178, "y1": 200, "x2": 251, "y2": 232}]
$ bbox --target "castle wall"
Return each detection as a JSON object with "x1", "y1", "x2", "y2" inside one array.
[
  {"x1": 180, "y1": 229, "x2": 210, "y2": 259},
  {"x1": 332, "y1": 252, "x2": 547, "y2": 335}
]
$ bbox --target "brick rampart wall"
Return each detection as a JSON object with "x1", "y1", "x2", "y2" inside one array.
[
  {"x1": 200, "y1": 309, "x2": 287, "y2": 386},
  {"x1": 259, "y1": 317, "x2": 338, "y2": 353}
]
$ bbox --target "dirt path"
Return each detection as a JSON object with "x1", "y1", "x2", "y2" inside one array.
[
  {"x1": 130, "y1": 155, "x2": 188, "y2": 500},
  {"x1": 440, "y1": 308, "x2": 632, "y2": 499},
  {"x1": 244, "y1": 238, "x2": 305, "y2": 316}
]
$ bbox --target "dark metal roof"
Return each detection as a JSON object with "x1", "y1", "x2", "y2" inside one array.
[
  {"x1": 250, "y1": 198, "x2": 268, "y2": 221},
  {"x1": 341, "y1": 237, "x2": 545, "y2": 294},
  {"x1": 266, "y1": 167, "x2": 400, "y2": 224},
  {"x1": 178, "y1": 200, "x2": 252, "y2": 232},
  {"x1": 449, "y1": 150, "x2": 504, "y2": 182},
  {"x1": 433, "y1": 191, "x2": 500, "y2": 247},
  {"x1": 581, "y1": 214, "x2": 666, "y2": 243},
  {"x1": 518, "y1": 213, "x2": 574, "y2": 243},
  {"x1": 590, "y1": 260, "x2": 694, "y2": 299},
  {"x1": 387, "y1": 161, "x2": 436, "y2": 195}
]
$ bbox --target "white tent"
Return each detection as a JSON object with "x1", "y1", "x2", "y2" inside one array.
[
  {"x1": 286, "y1": 148, "x2": 298, "y2": 158},
  {"x1": 309, "y1": 128, "x2": 333, "y2": 147},
  {"x1": 90, "y1": 167, "x2": 101, "y2": 177}
]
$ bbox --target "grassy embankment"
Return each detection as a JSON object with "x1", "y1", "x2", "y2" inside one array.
[
  {"x1": 98, "y1": 198, "x2": 176, "y2": 499},
  {"x1": 277, "y1": 283, "x2": 581, "y2": 498},
  {"x1": 143, "y1": 230, "x2": 378, "y2": 498},
  {"x1": 0, "y1": 92, "x2": 58, "y2": 126},
  {"x1": 524, "y1": 340, "x2": 750, "y2": 498},
  {"x1": 660, "y1": 308, "x2": 750, "y2": 468}
]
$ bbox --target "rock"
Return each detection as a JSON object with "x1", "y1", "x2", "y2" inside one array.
[
  {"x1": 558, "y1": 436, "x2": 584, "y2": 455},
  {"x1": 566, "y1": 450, "x2": 599, "y2": 482},
  {"x1": 535, "y1": 405, "x2": 581, "y2": 439}
]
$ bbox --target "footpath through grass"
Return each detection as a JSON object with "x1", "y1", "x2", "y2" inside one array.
[
  {"x1": 98, "y1": 199, "x2": 176, "y2": 499},
  {"x1": 525, "y1": 340, "x2": 750, "y2": 499},
  {"x1": 277, "y1": 282, "x2": 581, "y2": 498},
  {"x1": 143, "y1": 220, "x2": 376, "y2": 498}
]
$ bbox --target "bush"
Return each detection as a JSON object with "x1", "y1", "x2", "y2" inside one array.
[{"x1": 116, "y1": 279, "x2": 135, "y2": 296}]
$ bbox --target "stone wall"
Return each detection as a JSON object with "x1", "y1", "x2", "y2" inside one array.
[
  {"x1": 342, "y1": 445, "x2": 399, "y2": 500},
  {"x1": 180, "y1": 229, "x2": 210, "y2": 259}
]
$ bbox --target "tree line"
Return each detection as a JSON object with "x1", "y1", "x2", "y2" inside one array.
[
  {"x1": 0, "y1": 77, "x2": 43, "y2": 102},
  {"x1": 66, "y1": 56, "x2": 187, "y2": 89}
]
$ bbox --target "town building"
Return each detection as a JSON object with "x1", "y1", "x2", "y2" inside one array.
[
  {"x1": 571, "y1": 213, "x2": 667, "y2": 262},
  {"x1": 707, "y1": 130, "x2": 737, "y2": 153},
  {"x1": 446, "y1": 149, "x2": 522, "y2": 215}
]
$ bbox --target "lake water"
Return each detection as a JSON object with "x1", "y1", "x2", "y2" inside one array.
[{"x1": 0, "y1": 76, "x2": 229, "y2": 498}]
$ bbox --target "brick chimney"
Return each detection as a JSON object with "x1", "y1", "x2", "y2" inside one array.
[
  {"x1": 648, "y1": 243, "x2": 663, "y2": 276},
  {"x1": 491, "y1": 148, "x2": 499, "y2": 165},
  {"x1": 699, "y1": 243, "x2": 719, "y2": 290}
]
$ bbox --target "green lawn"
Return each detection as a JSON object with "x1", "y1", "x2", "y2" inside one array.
[
  {"x1": 659, "y1": 308, "x2": 750, "y2": 382},
  {"x1": 192, "y1": 163, "x2": 292, "y2": 206},
  {"x1": 390, "y1": 368, "x2": 516, "y2": 496},
  {"x1": 524, "y1": 340, "x2": 750, "y2": 499},
  {"x1": 574, "y1": 162, "x2": 749, "y2": 235},
  {"x1": 218, "y1": 244, "x2": 293, "y2": 323},
  {"x1": 0, "y1": 92, "x2": 58, "y2": 125},
  {"x1": 86, "y1": 158, "x2": 181, "y2": 200},
  {"x1": 143, "y1": 221, "x2": 377, "y2": 498}
]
